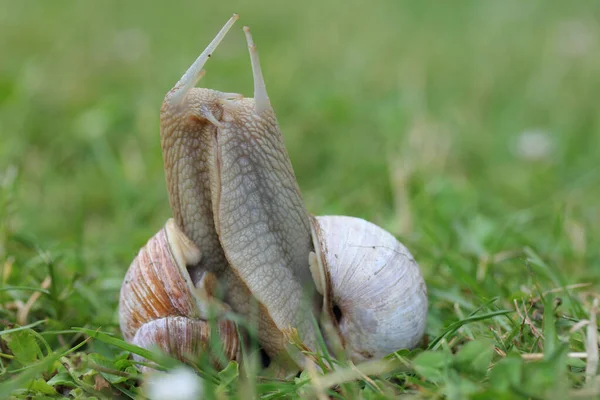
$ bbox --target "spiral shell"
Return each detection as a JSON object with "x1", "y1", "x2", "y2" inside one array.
[
  {"x1": 310, "y1": 215, "x2": 428, "y2": 362},
  {"x1": 119, "y1": 219, "x2": 239, "y2": 366}
]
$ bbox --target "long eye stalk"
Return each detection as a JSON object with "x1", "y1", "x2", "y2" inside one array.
[
  {"x1": 243, "y1": 26, "x2": 271, "y2": 115},
  {"x1": 168, "y1": 13, "x2": 239, "y2": 106}
]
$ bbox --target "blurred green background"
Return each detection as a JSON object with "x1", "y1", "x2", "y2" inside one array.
[{"x1": 1, "y1": 0, "x2": 599, "y2": 332}]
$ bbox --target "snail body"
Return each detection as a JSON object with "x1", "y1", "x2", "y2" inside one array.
[
  {"x1": 157, "y1": 15, "x2": 320, "y2": 366},
  {"x1": 207, "y1": 27, "x2": 320, "y2": 362}
]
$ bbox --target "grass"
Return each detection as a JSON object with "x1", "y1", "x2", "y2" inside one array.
[{"x1": 1, "y1": 0, "x2": 600, "y2": 398}]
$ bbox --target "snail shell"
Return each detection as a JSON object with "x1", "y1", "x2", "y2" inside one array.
[
  {"x1": 310, "y1": 215, "x2": 428, "y2": 362},
  {"x1": 119, "y1": 219, "x2": 240, "y2": 367}
]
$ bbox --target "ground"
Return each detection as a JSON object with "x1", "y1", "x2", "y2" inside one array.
[{"x1": 0, "y1": 1, "x2": 599, "y2": 399}]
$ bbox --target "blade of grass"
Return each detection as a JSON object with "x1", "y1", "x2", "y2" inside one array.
[{"x1": 429, "y1": 310, "x2": 513, "y2": 349}]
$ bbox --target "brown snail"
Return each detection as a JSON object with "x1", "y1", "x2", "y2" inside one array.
[{"x1": 119, "y1": 14, "x2": 427, "y2": 372}]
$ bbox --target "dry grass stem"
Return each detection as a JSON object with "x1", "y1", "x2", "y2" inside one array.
[
  {"x1": 314, "y1": 359, "x2": 400, "y2": 391},
  {"x1": 585, "y1": 298, "x2": 599, "y2": 390},
  {"x1": 16, "y1": 276, "x2": 51, "y2": 325}
]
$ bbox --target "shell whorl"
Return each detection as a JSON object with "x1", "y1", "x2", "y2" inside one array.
[
  {"x1": 311, "y1": 215, "x2": 428, "y2": 361},
  {"x1": 119, "y1": 219, "x2": 240, "y2": 366}
]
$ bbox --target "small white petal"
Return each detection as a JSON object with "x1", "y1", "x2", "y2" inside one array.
[
  {"x1": 514, "y1": 129, "x2": 554, "y2": 161},
  {"x1": 145, "y1": 366, "x2": 204, "y2": 400}
]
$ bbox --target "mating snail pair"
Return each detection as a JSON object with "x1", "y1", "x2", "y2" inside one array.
[{"x1": 119, "y1": 14, "x2": 427, "y2": 373}]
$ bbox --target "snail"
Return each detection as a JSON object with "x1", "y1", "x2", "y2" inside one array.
[{"x1": 118, "y1": 14, "x2": 427, "y2": 372}]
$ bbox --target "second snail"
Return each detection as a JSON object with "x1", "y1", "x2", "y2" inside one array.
[{"x1": 119, "y1": 14, "x2": 428, "y2": 374}]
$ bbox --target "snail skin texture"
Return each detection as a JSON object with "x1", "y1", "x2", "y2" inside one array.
[
  {"x1": 159, "y1": 14, "x2": 320, "y2": 367},
  {"x1": 119, "y1": 14, "x2": 428, "y2": 372}
]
